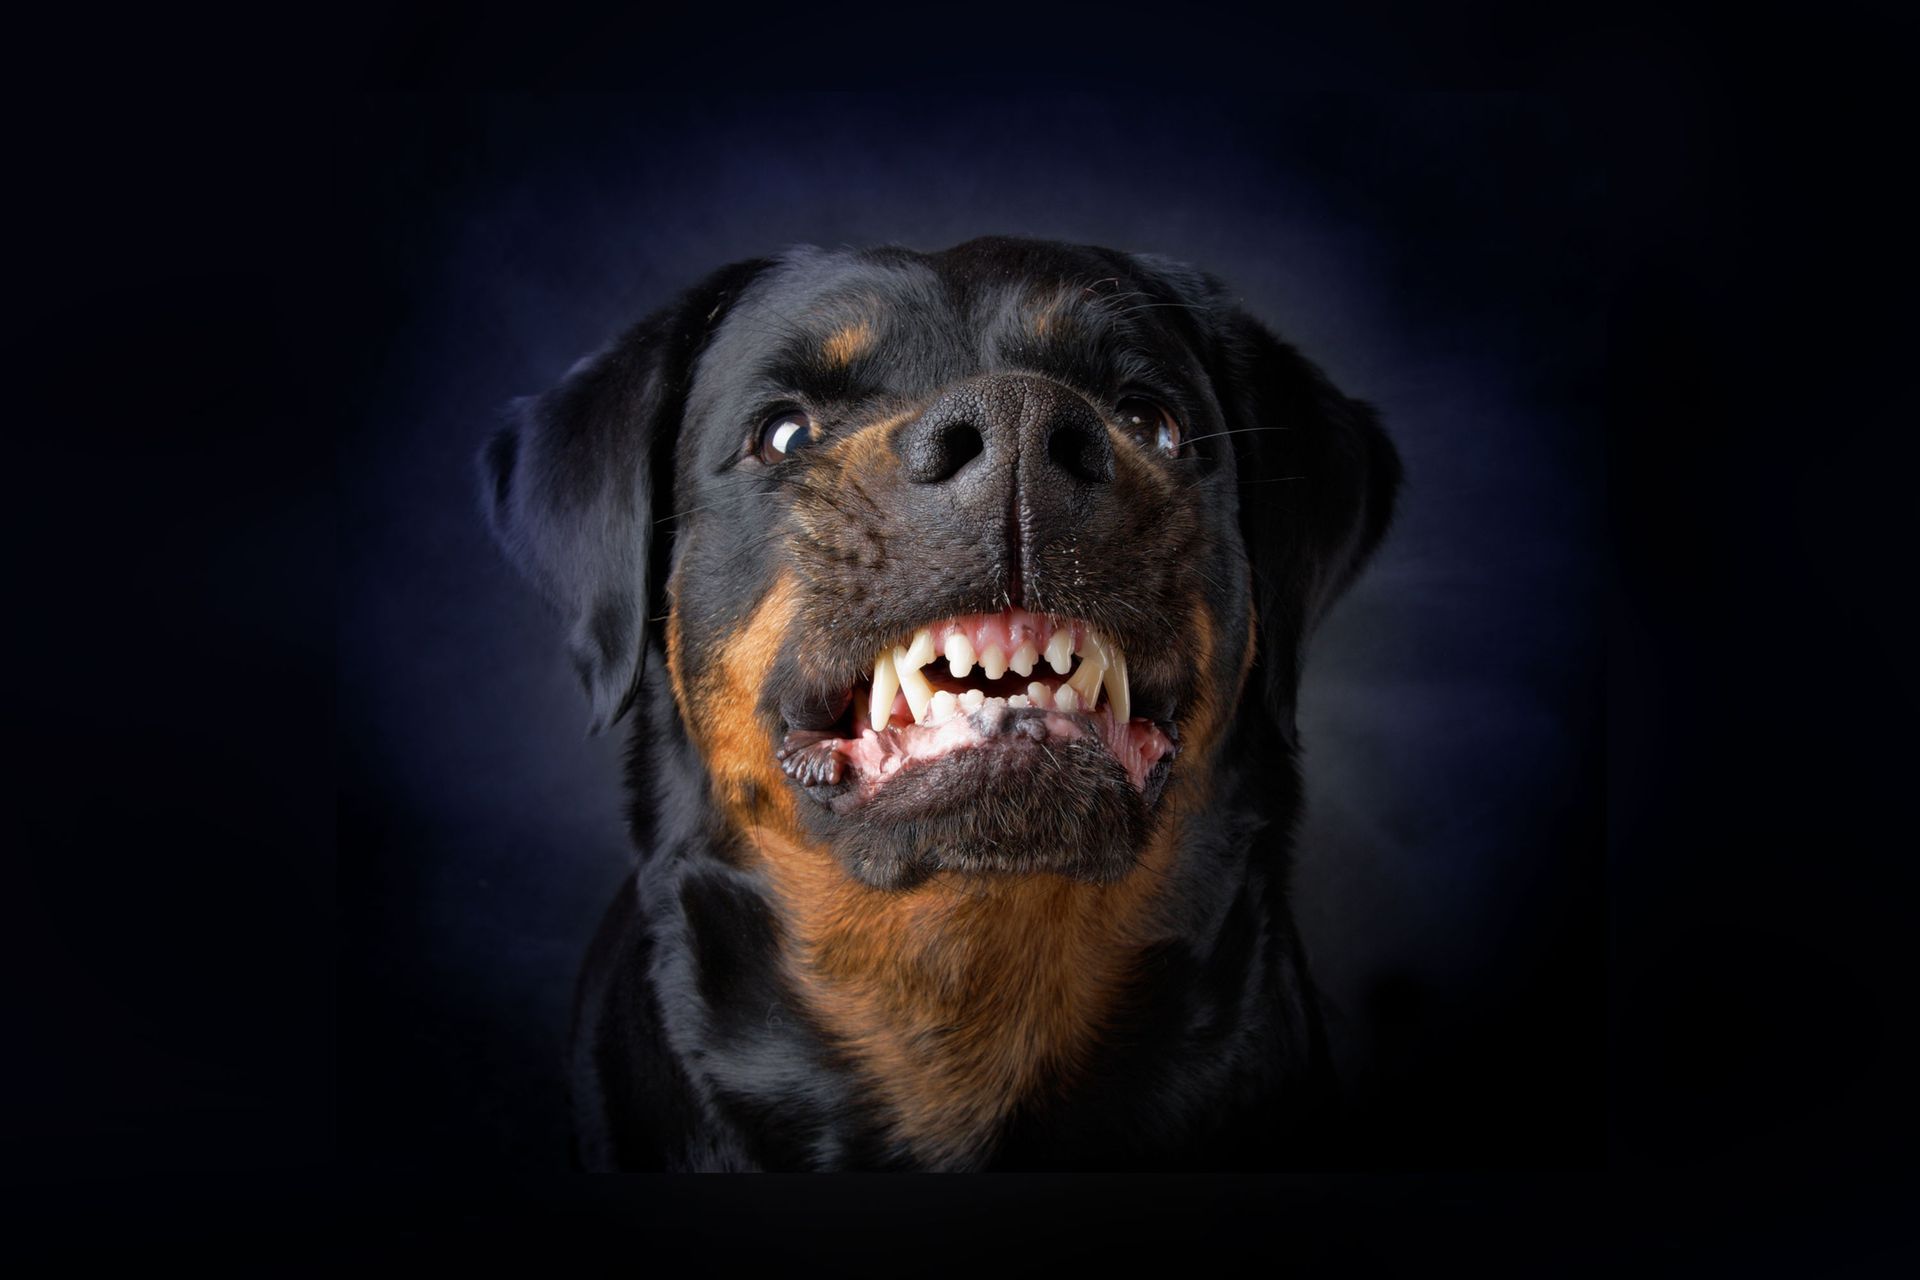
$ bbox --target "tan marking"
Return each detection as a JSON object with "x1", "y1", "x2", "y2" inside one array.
[
  {"x1": 753, "y1": 823, "x2": 1179, "y2": 1169},
  {"x1": 1027, "y1": 290, "x2": 1074, "y2": 340},
  {"x1": 668, "y1": 571, "x2": 802, "y2": 830},
  {"x1": 664, "y1": 535, "x2": 696, "y2": 755},
  {"x1": 823, "y1": 406, "x2": 915, "y2": 478},
  {"x1": 821, "y1": 321, "x2": 876, "y2": 368},
  {"x1": 791, "y1": 408, "x2": 919, "y2": 561},
  {"x1": 1156, "y1": 597, "x2": 1234, "y2": 813}
]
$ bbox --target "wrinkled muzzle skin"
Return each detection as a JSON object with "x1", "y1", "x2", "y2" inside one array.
[{"x1": 483, "y1": 236, "x2": 1400, "y2": 1170}]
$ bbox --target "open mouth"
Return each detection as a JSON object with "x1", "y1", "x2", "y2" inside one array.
[{"x1": 776, "y1": 607, "x2": 1178, "y2": 804}]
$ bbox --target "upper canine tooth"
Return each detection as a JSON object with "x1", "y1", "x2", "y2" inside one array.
[
  {"x1": 980, "y1": 643, "x2": 1008, "y2": 681},
  {"x1": 900, "y1": 628, "x2": 937, "y2": 672},
  {"x1": 1044, "y1": 630, "x2": 1074, "y2": 675},
  {"x1": 894, "y1": 647, "x2": 934, "y2": 723},
  {"x1": 1101, "y1": 646, "x2": 1131, "y2": 722},
  {"x1": 944, "y1": 632, "x2": 976, "y2": 679},
  {"x1": 1065, "y1": 637, "x2": 1107, "y2": 709},
  {"x1": 1009, "y1": 641, "x2": 1038, "y2": 678},
  {"x1": 869, "y1": 651, "x2": 899, "y2": 729}
]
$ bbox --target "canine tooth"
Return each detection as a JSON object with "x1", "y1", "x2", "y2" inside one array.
[
  {"x1": 1007, "y1": 694, "x2": 1030, "y2": 708},
  {"x1": 1010, "y1": 640, "x2": 1037, "y2": 678},
  {"x1": 980, "y1": 643, "x2": 1008, "y2": 681},
  {"x1": 1054, "y1": 685, "x2": 1080, "y2": 713},
  {"x1": 1101, "y1": 647, "x2": 1131, "y2": 722},
  {"x1": 959, "y1": 688, "x2": 985, "y2": 712},
  {"x1": 1044, "y1": 630, "x2": 1074, "y2": 675},
  {"x1": 944, "y1": 632, "x2": 976, "y2": 679},
  {"x1": 1066, "y1": 643, "x2": 1106, "y2": 709},
  {"x1": 870, "y1": 651, "x2": 899, "y2": 729},
  {"x1": 900, "y1": 628, "x2": 937, "y2": 672},
  {"x1": 930, "y1": 690, "x2": 959, "y2": 723},
  {"x1": 894, "y1": 647, "x2": 934, "y2": 723},
  {"x1": 1026, "y1": 681, "x2": 1052, "y2": 709}
]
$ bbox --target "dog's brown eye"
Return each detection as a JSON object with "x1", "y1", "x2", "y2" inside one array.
[
  {"x1": 1116, "y1": 397, "x2": 1181, "y2": 457},
  {"x1": 756, "y1": 410, "x2": 819, "y2": 462}
]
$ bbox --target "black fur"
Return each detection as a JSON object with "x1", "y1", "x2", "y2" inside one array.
[{"x1": 484, "y1": 237, "x2": 1400, "y2": 1170}]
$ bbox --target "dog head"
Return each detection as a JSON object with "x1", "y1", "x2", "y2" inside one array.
[{"x1": 484, "y1": 237, "x2": 1398, "y2": 891}]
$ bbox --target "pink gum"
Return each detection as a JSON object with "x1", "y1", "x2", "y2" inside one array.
[{"x1": 931, "y1": 608, "x2": 1083, "y2": 656}]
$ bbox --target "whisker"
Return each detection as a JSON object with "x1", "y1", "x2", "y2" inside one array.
[
  {"x1": 655, "y1": 490, "x2": 786, "y2": 526},
  {"x1": 1178, "y1": 426, "x2": 1293, "y2": 447}
]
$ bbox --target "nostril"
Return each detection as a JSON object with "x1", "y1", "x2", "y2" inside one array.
[
  {"x1": 907, "y1": 419, "x2": 986, "y2": 484},
  {"x1": 942, "y1": 423, "x2": 984, "y2": 473},
  {"x1": 1046, "y1": 422, "x2": 1113, "y2": 484}
]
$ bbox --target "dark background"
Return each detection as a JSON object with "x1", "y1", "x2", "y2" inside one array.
[
  {"x1": 8, "y1": 22, "x2": 1917, "y2": 1266},
  {"x1": 330, "y1": 87, "x2": 1605, "y2": 1174},
  {"x1": 338, "y1": 93, "x2": 1606, "y2": 1172}
]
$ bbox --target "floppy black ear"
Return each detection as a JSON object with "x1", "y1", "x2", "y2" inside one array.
[
  {"x1": 480, "y1": 258, "x2": 769, "y2": 733},
  {"x1": 1217, "y1": 310, "x2": 1402, "y2": 746}
]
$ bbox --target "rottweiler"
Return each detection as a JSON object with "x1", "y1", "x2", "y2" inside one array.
[{"x1": 481, "y1": 236, "x2": 1400, "y2": 1170}]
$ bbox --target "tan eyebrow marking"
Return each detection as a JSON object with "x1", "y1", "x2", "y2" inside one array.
[
  {"x1": 821, "y1": 321, "x2": 876, "y2": 367},
  {"x1": 1027, "y1": 288, "x2": 1080, "y2": 339}
]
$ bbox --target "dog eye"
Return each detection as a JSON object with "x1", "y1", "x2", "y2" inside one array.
[
  {"x1": 756, "y1": 410, "x2": 820, "y2": 462},
  {"x1": 1116, "y1": 397, "x2": 1181, "y2": 457}
]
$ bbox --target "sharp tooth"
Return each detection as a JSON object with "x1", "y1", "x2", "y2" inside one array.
[
  {"x1": 900, "y1": 628, "x2": 937, "y2": 672},
  {"x1": 1009, "y1": 640, "x2": 1037, "y2": 677},
  {"x1": 944, "y1": 632, "x2": 976, "y2": 679},
  {"x1": 1054, "y1": 684, "x2": 1080, "y2": 713},
  {"x1": 1026, "y1": 681, "x2": 1052, "y2": 709},
  {"x1": 870, "y1": 651, "x2": 899, "y2": 729},
  {"x1": 1007, "y1": 694, "x2": 1031, "y2": 708},
  {"x1": 980, "y1": 643, "x2": 1008, "y2": 681},
  {"x1": 929, "y1": 690, "x2": 958, "y2": 723},
  {"x1": 894, "y1": 646, "x2": 934, "y2": 723},
  {"x1": 1065, "y1": 638, "x2": 1106, "y2": 709},
  {"x1": 959, "y1": 688, "x2": 985, "y2": 712},
  {"x1": 1044, "y1": 630, "x2": 1073, "y2": 675},
  {"x1": 1102, "y1": 646, "x2": 1130, "y2": 722}
]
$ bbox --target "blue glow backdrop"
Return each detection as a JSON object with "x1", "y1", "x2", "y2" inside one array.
[{"x1": 338, "y1": 94, "x2": 1604, "y2": 1169}]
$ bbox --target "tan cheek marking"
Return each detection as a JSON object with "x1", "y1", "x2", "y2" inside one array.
[
  {"x1": 670, "y1": 571, "x2": 802, "y2": 830},
  {"x1": 664, "y1": 546, "x2": 693, "y2": 729},
  {"x1": 1156, "y1": 599, "x2": 1240, "y2": 820},
  {"x1": 821, "y1": 321, "x2": 875, "y2": 368}
]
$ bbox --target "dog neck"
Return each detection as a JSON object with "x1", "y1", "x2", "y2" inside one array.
[{"x1": 745, "y1": 820, "x2": 1183, "y2": 1170}]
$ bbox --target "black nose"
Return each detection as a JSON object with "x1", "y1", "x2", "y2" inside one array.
[
  {"x1": 890, "y1": 375, "x2": 1117, "y2": 607},
  {"x1": 897, "y1": 374, "x2": 1115, "y2": 490}
]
